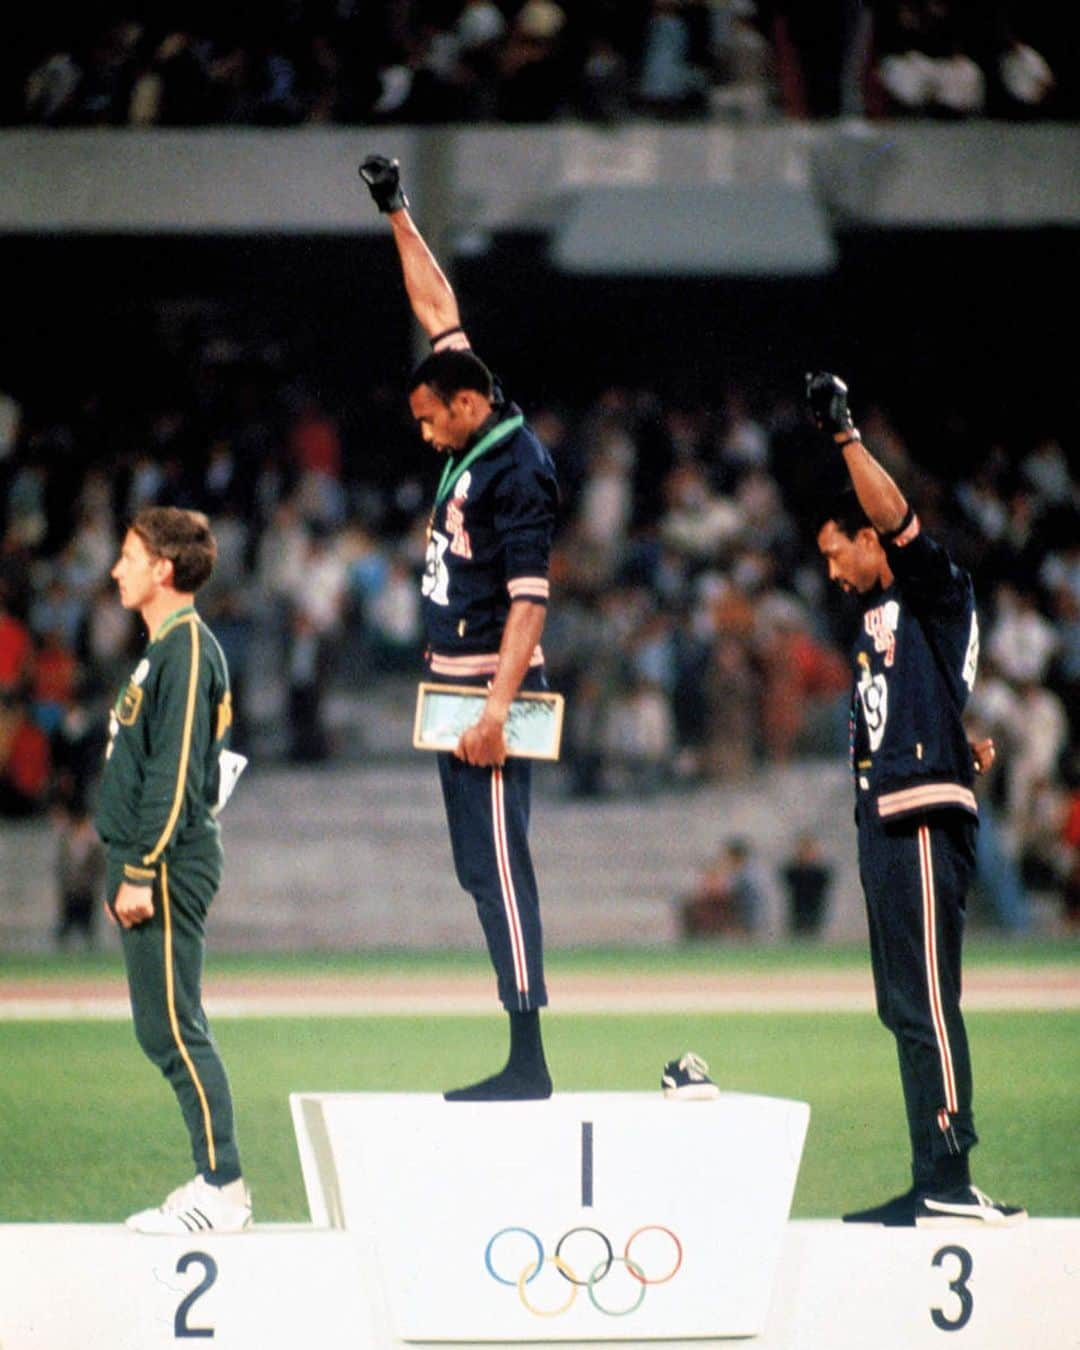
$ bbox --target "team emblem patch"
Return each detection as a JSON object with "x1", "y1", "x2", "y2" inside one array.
[{"x1": 117, "y1": 682, "x2": 144, "y2": 727}]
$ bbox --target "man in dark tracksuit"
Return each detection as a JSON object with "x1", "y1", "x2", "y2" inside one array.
[
  {"x1": 809, "y1": 373, "x2": 1025, "y2": 1227},
  {"x1": 96, "y1": 506, "x2": 251, "y2": 1232},
  {"x1": 360, "y1": 155, "x2": 555, "y2": 1101}
]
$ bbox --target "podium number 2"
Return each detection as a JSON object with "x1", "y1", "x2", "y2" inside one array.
[
  {"x1": 931, "y1": 1245, "x2": 973, "y2": 1332},
  {"x1": 175, "y1": 1251, "x2": 218, "y2": 1339}
]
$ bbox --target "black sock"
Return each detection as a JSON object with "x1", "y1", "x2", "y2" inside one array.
[
  {"x1": 916, "y1": 1152, "x2": 971, "y2": 1194},
  {"x1": 929, "y1": 1152, "x2": 971, "y2": 1193},
  {"x1": 508, "y1": 1009, "x2": 547, "y2": 1077},
  {"x1": 443, "y1": 1010, "x2": 552, "y2": 1101}
]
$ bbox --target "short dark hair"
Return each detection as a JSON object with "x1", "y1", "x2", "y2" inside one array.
[
  {"x1": 814, "y1": 487, "x2": 872, "y2": 540},
  {"x1": 131, "y1": 507, "x2": 217, "y2": 593},
  {"x1": 409, "y1": 349, "x2": 494, "y2": 403}
]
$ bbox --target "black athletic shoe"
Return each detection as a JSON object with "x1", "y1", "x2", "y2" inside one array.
[
  {"x1": 842, "y1": 1188, "x2": 918, "y2": 1226},
  {"x1": 915, "y1": 1184, "x2": 1027, "y2": 1228},
  {"x1": 443, "y1": 1068, "x2": 553, "y2": 1102},
  {"x1": 661, "y1": 1051, "x2": 720, "y2": 1100}
]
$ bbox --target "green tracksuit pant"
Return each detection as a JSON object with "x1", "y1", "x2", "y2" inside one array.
[{"x1": 107, "y1": 847, "x2": 242, "y2": 1184}]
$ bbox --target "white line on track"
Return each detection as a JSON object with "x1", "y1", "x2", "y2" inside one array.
[{"x1": 1, "y1": 986, "x2": 1077, "y2": 1020}]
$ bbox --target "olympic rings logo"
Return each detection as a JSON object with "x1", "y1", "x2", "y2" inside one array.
[{"x1": 484, "y1": 1225, "x2": 683, "y2": 1317}]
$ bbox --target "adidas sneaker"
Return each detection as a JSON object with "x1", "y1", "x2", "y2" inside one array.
[{"x1": 126, "y1": 1174, "x2": 252, "y2": 1235}]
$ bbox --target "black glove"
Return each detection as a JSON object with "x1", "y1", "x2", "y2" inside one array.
[
  {"x1": 805, "y1": 371, "x2": 855, "y2": 437},
  {"x1": 359, "y1": 155, "x2": 408, "y2": 214}
]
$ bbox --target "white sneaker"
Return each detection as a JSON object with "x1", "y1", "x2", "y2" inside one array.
[
  {"x1": 915, "y1": 1183, "x2": 1027, "y2": 1228},
  {"x1": 126, "y1": 1174, "x2": 252, "y2": 1234}
]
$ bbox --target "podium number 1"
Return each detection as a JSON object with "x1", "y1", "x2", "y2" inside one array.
[{"x1": 581, "y1": 1122, "x2": 594, "y2": 1208}]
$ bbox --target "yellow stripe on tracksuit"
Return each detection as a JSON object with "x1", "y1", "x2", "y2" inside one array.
[
  {"x1": 140, "y1": 618, "x2": 217, "y2": 1170},
  {"x1": 142, "y1": 618, "x2": 200, "y2": 867},
  {"x1": 161, "y1": 860, "x2": 217, "y2": 1173}
]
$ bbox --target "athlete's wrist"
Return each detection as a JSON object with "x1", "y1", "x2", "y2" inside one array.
[{"x1": 483, "y1": 697, "x2": 510, "y2": 726}]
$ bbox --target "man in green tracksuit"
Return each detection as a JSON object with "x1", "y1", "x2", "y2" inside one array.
[{"x1": 96, "y1": 506, "x2": 251, "y2": 1233}]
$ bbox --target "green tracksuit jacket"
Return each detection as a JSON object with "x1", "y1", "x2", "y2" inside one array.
[{"x1": 96, "y1": 606, "x2": 231, "y2": 879}]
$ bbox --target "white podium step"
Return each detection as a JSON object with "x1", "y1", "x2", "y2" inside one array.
[
  {"x1": 291, "y1": 1091, "x2": 809, "y2": 1340},
  {"x1": 1, "y1": 1092, "x2": 1076, "y2": 1349},
  {"x1": 761, "y1": 1219, "x2": 1080, "y2": 1349},
  {"x1": 0, "y1": 1220, "x2": 1076, "y2": 1349},
  {"x1": 0, "y1": 1225, "x2": 368, "y2": 1349}
]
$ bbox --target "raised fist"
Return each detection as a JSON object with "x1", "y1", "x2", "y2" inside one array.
[
  {"x1": 359, "y1": 155, "x2": 408, "y2": 214},
  {"x1": 805, "y1": 371, "x2": 855, "y2": 436}
]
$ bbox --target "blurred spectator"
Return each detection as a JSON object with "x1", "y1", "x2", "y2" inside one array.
[
  {"x1": 50, "y1": 695, "x2": 107, "y2": 814},
  {"x1": 204, "y1": 588, "x2": 255, "y2": 754},
  {"x1": 756, "y1": 593, "x2": 848, "y2": 761},
  {"x1": 995, "y1": 35, "x2": 1056, "y2": 119},
  {"x1": 497, "y1": 0, "x2": 569, "y2": 122},
  {"x1": 0, "y1": 691, "x2": 51, "y2": 816},
  {"x1": 54, "y1": 799, "x2": 106, "y2": 949},
  {"x1": 872, "y1": 0, "x2": 986, "y2": 117},
  {"x1": 780, "y1": 831, "x2": 832, "y2": 936},
  {"x1": 24, "y1": 48, "x2": 82, "y2": 124},
  {"x1": 83, "y1": 579, "x2": 135, "y2": 697},
  {"x1": 364, "y1": 554, "x2": 422, "y2": 675},
  {"x1": 1062, "y1": 773, "x2": 1080, "y2": 930},
  {"x1": 606, "y1": 675, "x2": 676, "y2": 796},
  {"x1": 10, "y1": 0, "x2": 1076, "y2": 128},
  {"x1": 0, "y1": 596, "x2": 34, "y2": 696},
  {"x1": 573, "y1": 421, "x2": 636, "y2": 583},
  {"x1": 0, "y1": 388, "x2": 23, "y2": 464},
  {"x1": 5, "y1": 460, "x2": 47, "y2": 548},
  {"x1": 31, "y1": 629, "x2": 78, "y2": 738},
  {"x1": 680, "y1": 836, "x2": 767, "y2": 937},
  {"x1": 965, "y1": 682, "x2": 1032, "y2": 931},
  {"x1": 458, "y1": 0, "x2": 509, "y2": 118},
  {"x1": 659, "y1": 462, "x2": 742, "y2": 562},
  {"x1": 579, "y1": 33, "x2": 631, "y2": 122},
  {"x1": 680, "y1": 842, "x2": 739, "y2": 936},
  {"x1": 563, "y1": 671, "x2": 610, "y2": 798},
  {"x1": 29, "y1": 579, "x2": 84, "y2": 652},
  {"x1": 765, "y1": 0, "x2": 853, "y2": 119},
  {"x1": 128, "y1": 31, "x2": 213, "y2": 127},
  {"x1": 285, "y1": 521, "x2": 347, "y2": 762},
  {"x1": 987, "y1": 584, "x2": 1059, "y2": 684},
  {"x1": 638, "y1": 0, "x2": 711, "y2": 117},
  {"x1": 708, "y1": 1, "x2": 773, "y2": 120},
  {"x1": 288, "y1": 396, "x2": 346, "y2": 529}
]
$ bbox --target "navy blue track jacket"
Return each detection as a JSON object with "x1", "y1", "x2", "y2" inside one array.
[
  {"x1": 421, "y1": 400, "x2": 558, "y2": 680},
  {"x1": 852, "y1": 512, "x2": 981, "y2": 823}
]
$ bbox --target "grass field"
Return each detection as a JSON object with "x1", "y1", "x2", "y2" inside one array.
[
  {"x1": 1, "y1": 939, "x2": 1077, "y2": 1225},
  {"x1": 2, "y1": 934, "x2": 1077, "y2": 979}
]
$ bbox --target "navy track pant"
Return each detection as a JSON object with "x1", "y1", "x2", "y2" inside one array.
[
  {"x1": 857, "y1": 808, "x2": 978, "y2": 1188},
  {"x1": 434, "y1": 671, "x2": 548, "y2": 1013}
]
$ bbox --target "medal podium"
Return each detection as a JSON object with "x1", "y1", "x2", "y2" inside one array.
[
  {"x1": 0, "y1": 1091, "x2": 1076, "y2": 1349},
  {"x1": 291, "y1": 1091, "x2": 809, "y2": 1341}
]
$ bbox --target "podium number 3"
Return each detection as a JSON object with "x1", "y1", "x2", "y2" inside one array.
[
  {"x1": 931, "y1": 1245, "x2": 973, "y2": 1332},
  {"x1": 175, "y1": 1251, "x2": 218, "y2": 1339}
]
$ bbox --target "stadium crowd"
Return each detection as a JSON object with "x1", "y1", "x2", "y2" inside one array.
[
  {"x1": 5, "y1": 1, "x2": 1073, "y2": 129},
  {"x1": 1, "y1": 298, "x2": 1078, "y2": 930}
]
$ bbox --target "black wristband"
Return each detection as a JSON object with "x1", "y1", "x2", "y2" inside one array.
[
  {"x1": 836, "y1": 431, "x2": 862, "y2": 448},
  {"x1": 879, "y1": 505, "x2": 916, "y2": 544},
  {"x1": 430, "y1": 326, "x2": 465, "y2": 349}
]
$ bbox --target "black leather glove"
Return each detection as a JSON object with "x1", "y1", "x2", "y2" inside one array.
[
  {"x1": 359, "y1": 155, "x2": 408, "y2": 214},
  {"x1": 805, "y1": 371, "x2": 856, "y2": 437}
]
